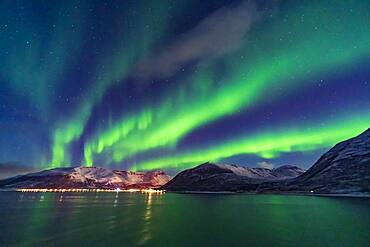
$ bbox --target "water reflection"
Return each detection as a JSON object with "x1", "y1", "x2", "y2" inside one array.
[
  {"x1": 137, "y1": 193, "x2": 152, "y2": 245},
  {"x1": 114, "y1": 192, "x2": 119, "y2": 207},
  {"x1": 138, "y1": 192, "x2": 162, "y2": 246},
  {"x1": 1, "y1": 193, "x2": 369, "y2": 247}
]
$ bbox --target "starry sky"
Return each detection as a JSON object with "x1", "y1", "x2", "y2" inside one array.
[{"x1": 0, "y1": 0, "x2": 369, "y2": 173}]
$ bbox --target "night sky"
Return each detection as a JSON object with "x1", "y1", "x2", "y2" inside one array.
[{"x1": 0, "y1": 0, "x2": 369, "y2": 173}]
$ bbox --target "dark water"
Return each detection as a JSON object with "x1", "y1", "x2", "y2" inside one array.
[{"x1": 0, "y1": 192, "x2": 369, "y2": 247}]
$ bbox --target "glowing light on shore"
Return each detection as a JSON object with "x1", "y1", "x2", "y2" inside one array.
[{"x1": 16, "y1": 188, "x2": 166, "y2": 194}]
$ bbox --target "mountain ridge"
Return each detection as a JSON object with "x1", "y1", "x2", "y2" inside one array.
[
  {"x1": 259, "y1": 128, "x2": 370, "y2": 193},
  {"x1": 161, "y1": 163, "x2": 304, "y2": 191},
  {"x1": 0, "y1": 166, "x2": 170, "y2": 189}
]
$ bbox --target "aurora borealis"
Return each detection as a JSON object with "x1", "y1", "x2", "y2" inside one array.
[{"x1": 0, "y1": 0, "x2": 369, "y2": 173}]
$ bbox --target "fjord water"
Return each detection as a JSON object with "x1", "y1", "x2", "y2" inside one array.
[{"x1": 0, "y1": 192, "x2": 369, "y2": 247}]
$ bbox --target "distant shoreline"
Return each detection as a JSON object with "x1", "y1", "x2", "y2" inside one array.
[
  {"x1": 0, "y1": 189, "x2": 369, "y2": 198},
  {"x1": 166, "y1": 191, "x2": 370, "y2": 198}
]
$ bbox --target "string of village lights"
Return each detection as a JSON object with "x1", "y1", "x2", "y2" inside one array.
[{"x1": 17, "y1": 188, "x2": 165, "y2": 194}]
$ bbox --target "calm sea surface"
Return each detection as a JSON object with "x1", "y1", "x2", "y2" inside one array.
[{"x1": 0, "y1": 192, "x2": 369, "y2": 247}]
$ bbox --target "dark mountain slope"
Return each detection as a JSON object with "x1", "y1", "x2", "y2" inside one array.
[
  {"x1": 259, "y1": 128, "x2": 370, "y2": 193},
  {"x1": 162, "y1": 162, "x2": 304, "y2": 192}
]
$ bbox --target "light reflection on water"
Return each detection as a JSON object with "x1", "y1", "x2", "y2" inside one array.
[
  {"x1": 0, "y1": 192, "x2": 369, "y2": 247},
  {"x1": 138, "y1": 192, "x2": 153, "y2": 245}
]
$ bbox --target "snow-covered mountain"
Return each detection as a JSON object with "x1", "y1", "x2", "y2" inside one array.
[
  {"x1": 0, "y1": 166, "x2": 170, "y2": 189},
  {"x1": 261, "y1": 128, "x2": 370, "y2": 193},
  {"x1": 218, "y1": 164, "x2": 304, "y2": 179},
  {"x1": 162, "y1": 162, "x2": 304, "y2": 191}
]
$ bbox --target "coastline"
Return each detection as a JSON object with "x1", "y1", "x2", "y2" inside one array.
[
  {"x1": 166, "y1": 190, "x2": 370, "y2": 198},
  {"x1": 1, "y1": 188, "x2": 369, "y2": 198}
]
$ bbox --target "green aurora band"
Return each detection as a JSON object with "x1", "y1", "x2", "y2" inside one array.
[
  {"x1": 50, "y1": 51, "x2": 133, "y2": 167},
  {"x1": 84, "y1": 1, "x2": 370, "y2": 167},
  {"x1": 131, "y1": 113, "x2": 370, "y2": 170},
  {"x1": 50, "y1": 1, "x2": 177, "y2": 167}
]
